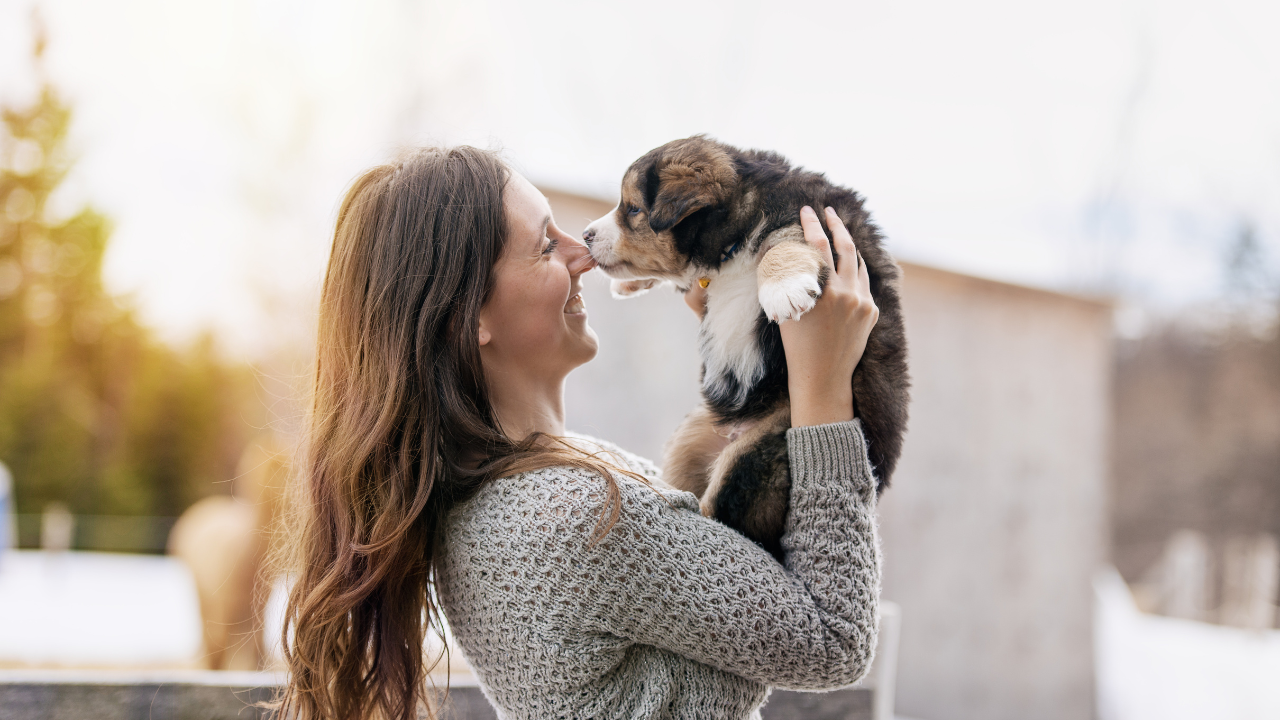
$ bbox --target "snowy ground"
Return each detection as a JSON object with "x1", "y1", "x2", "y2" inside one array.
[
  {"x1": 0, "y1": 550, "x2": 201, "y2": 666},
  {"x1": 1095, "y1": 567, "x2": 1280, "y2": 720}
]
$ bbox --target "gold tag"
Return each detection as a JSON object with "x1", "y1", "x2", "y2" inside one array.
[{"x1": 698, "y1": 277, "x2": 710, "y2": 289}]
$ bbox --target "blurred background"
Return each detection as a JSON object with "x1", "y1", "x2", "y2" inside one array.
[{"x1": 0, "y1": 1, "x2": 1278, "y2": 719}]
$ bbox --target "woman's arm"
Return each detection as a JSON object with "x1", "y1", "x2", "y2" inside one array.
[{"x1": 549, "y1": 418, "x2": 878, "y2": 690}]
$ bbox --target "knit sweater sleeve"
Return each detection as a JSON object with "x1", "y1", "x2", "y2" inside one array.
[{"x1": 552, "y1": 419, "x2": 880, "y2": 690}]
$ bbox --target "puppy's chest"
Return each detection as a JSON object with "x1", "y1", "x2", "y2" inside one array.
[{"x1": 699, "y1": 259, "x2": 770, "y2": 409}]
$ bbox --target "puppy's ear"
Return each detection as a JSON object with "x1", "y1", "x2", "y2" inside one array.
[
  {"x1": 646, "y1": 142, "x2": 738, "y2": 233},
  {"x1": 646, "y1": 190, "x2": 700, "y2": 234},
  {"x1": 610, "y1": 278, "x2": 660, "y2": 298}
]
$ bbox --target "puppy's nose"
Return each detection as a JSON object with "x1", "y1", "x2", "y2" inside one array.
[{"x1": 582, "y1": 228, "x2": 596, "y2": 246}]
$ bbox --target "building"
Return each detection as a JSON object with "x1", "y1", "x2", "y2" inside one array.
[{"x1": 880, "y1": 264, "x2": 1110, "y2": 720}]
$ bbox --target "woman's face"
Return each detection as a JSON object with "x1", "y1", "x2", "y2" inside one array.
[{"x1": 478, "y1": 172, "x2": 599, "y2": 380}]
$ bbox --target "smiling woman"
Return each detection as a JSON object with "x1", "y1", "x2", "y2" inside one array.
[
  {"x1": 276, "y1": 145, "x2": 882, "y2": 720},
  {"x1": 476, "y1": 172, "x2": 600, "y2": 441},
  {"x1": 274, "y1": 147, "x2": 648, "y2": 720}
]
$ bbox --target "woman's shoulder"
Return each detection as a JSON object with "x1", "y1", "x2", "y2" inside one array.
[
  {"x1": 561, "y1": 431, "x2": 665, "y2": 485},
  {"x1": 447, "y1": 449, "x2": 695, "y2": 542}
]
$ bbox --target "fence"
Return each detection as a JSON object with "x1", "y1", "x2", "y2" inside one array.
[{"x1": 13, "y1": 515, "x2": 176, "y2": 553}]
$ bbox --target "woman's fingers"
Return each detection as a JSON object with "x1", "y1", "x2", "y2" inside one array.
[
  {"x1": 853, "y1": 246, "x2": 879, "y2": 324},
  {"x1": 799, "y1": 206, "x2": 835, "y2": 269},
  {"x1": 684, "y1": 282, "x2": 707, "y2": 316},
  {"x1": 821, "y1": 205, "x2": 877, "y2": 320},
  {"x1": 824, "y1": 207, "x2": 857, "y2": 278},
  {"x1": 856, "y1": 245, "x2": 871, "y2": 292}
]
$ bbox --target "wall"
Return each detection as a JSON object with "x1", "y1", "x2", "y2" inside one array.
[{"x1": 880, "y1": 264, "x2": 1112, "y2": 720}]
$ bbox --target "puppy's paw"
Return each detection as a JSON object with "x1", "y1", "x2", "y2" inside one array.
[
  {"x1": 758, "y1": 273, "x2": 822, "y2": 323},
  {"x1": 610, "y1": 278, "x2": 659, "y2": 298}
]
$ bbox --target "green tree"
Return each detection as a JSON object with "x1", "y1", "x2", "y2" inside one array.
[{"x1": 0, "y1": 24, "x2": 261, "y2": 547}]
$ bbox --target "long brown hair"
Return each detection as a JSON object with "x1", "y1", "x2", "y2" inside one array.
[{"x1": 276, "y1": 146, "x2": 638, "y2": 720}]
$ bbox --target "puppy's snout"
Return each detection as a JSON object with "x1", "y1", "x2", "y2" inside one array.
[{"x1": 583, "y1": 213, "x2": 619, "y2": 267}]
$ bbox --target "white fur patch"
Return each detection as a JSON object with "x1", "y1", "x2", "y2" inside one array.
[
  {"x1": 699, "y1": 255, "x2": 766, "y2": 407},
  {"x1": 758, "y1": 273, "x2": 821, "y2": 323},
  {"x1": 584, "y1": 207, "x2": 625, "y2": 269}
]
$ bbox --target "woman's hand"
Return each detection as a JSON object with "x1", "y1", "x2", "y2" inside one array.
[
  {"x1": 781, "y1": 206, "x2": 879, "y2": 428},
  {"x1": 683, "y1": 280, "x2": 707, "y2": 316}
]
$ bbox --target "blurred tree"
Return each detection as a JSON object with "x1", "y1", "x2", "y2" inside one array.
[
  {"x1": 1223, "y1": 220, "x2": 1274, "y2": 303},
  {"x1": 0, "y1": 20, "x2": 260, "y2": 540}
]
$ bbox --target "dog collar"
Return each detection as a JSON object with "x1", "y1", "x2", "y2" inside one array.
[
  {"x1": 720, "y1": 238, "x2": 743, "y2": 263},
  {"x1": 698, "y1": 239, "x2": 746, "y2": 288}
]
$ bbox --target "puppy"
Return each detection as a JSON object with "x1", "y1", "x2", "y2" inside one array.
[{"x1": 584, "y1": 136, "x2": 909, "y2": 559}]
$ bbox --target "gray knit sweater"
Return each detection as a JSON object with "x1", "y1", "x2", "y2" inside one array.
[{"x1": 437, "y1": 420, "x2": 881, "y2": 719}]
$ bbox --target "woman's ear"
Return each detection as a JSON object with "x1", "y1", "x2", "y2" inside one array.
[{"x1": 478, "y1": 317, "x2": 492, "y2": 346}]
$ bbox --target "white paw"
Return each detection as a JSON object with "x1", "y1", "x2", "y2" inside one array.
[
  {"x1": 758, "y1": 274, "x2": 821, "y2": 323},
  {"x1": 610, "y1": 278, "x2": 659, "y2": 298}
]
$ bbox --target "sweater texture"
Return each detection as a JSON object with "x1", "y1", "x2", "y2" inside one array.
[{"x1": 437, "y1": 419, "x2": 881, "y2": 719}]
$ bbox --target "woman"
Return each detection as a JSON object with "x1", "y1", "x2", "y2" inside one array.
[{"x1": 277, "y1": 146, "x2": 881, "y2": 719}]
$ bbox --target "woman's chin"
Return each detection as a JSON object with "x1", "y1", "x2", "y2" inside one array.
[{"x1": 570, "y1": 326, "x2": 600, "y2": 367}]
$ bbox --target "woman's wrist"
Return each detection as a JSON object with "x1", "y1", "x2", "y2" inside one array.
[{"x1": 789, "y1": 384, "x2": 855, "y2": 428}]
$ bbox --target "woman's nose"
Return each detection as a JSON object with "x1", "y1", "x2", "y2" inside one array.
[{"x1": 563, "y1": 237, "x2": 598, "y2": 275}]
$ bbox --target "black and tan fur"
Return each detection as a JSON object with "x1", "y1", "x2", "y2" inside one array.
[{"x1": 584, "y1": 136, "x2": 909, "y2": 559}]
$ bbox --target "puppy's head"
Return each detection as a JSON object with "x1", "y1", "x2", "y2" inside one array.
[{"x1": 584, "y1": 136, "x2": 740, "y2": 295}]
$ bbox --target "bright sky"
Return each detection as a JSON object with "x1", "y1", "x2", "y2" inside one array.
[{"x1": 1, "y1": 0, "x2": 1278, "y2": 356}]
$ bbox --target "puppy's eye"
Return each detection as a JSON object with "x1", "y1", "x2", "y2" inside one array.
[{"x1": 627, "y1": 206, "x2": 641, "y2": 216}]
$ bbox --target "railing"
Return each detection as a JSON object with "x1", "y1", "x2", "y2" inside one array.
[
  {"x1": 0, "y1": 671, "x2": 481, "y2": 720},
  {"x1": 0, "y1": 606, "x2": 898, "y2": 720}
]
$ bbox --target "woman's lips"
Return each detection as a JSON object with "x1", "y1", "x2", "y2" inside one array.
[{"x1": 564, "y1": 293, "x2": 586, "y2": 314}]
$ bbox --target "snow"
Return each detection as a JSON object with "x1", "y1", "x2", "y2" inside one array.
[
  {"x1": 0, "y1": 550, "x2": 201, "y2": 666},
  {"x1": 1095, "y1": 567, "x2": 1280, "y2": 720}
]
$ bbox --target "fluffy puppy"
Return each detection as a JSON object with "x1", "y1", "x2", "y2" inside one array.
[{"x1": 584, "y1": 136, "x2": 909, "y2": 559}]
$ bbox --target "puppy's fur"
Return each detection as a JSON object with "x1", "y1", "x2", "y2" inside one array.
[{"x1": 585, "y1": 136, "x2": 909, "y2": 558}]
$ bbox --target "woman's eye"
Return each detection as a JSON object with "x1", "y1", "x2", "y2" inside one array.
[{"x1": 542, "y1": 237, "x2": 559, "y2": 255}]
